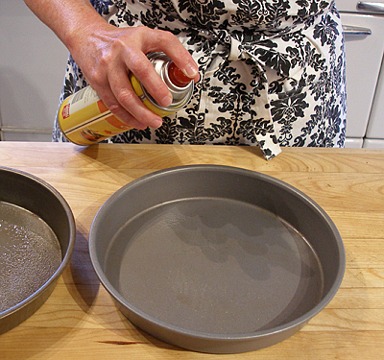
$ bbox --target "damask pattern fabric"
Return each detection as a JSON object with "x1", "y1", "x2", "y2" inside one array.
[{"x1": 53, "y1": 0, "x2": 347, "y2": 159}]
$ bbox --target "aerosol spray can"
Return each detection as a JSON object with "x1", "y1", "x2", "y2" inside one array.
[{"x1": 57, "y1": 52, "x2": 194, "y2": 145}]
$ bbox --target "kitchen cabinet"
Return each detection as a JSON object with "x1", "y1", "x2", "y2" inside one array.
[
  {"x1": 340, "y1": 11, "x2": 384, "y2": 147},
  {"x1": 338, "y1": 0, "x2": 384, "y2": 13},
  {"x1": 337, "y1": 0, "x2": 384, "y2": 148},
  {"x1": 365, "y1": 51, "x2": 384, "y2": 147},
  {"x1": 0, "y1": 1, "x2": 68, "y2": 141}
]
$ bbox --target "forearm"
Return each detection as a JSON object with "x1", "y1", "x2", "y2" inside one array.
[
  {"x1": 24, "y1": 0, "x2": 105, "y2": 53},
  {"x1": 24, "y1": 0, "x2": 199, "y2": 130}
]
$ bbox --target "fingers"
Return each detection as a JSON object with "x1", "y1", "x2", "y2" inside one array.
[
  {"x1": 95, "y1": 76, "x2": 163, "y2": 130},
  {"x1": 146, "y1": 29, "x2": 200, "y2": 81},
  {"x1": 124, "y1": 28, "x2": 199, "y2": 106},
  {"x1": 109, "y1": 67, "x2": 164, "y2": 128},
  {"x1": 75, "y1": 25, "x2": 200, "y2": 130},
  {"x1": 89, "y1": 37, "x2": 164, "y2": 129},
  {"x1": 123, "y1": 49, "x2": 173, "y2": 108}
]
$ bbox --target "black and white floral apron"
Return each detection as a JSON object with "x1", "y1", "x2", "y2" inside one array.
[{"x1": 54, "y1": 0, "x2": 347, "y2": 159}]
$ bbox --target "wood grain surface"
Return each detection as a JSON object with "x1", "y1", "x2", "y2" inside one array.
[{"x1": 0, "y1": 142, "x2": 383, "y2": 359}]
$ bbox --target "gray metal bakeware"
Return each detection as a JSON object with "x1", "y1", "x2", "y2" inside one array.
[{"x1": 89, "y1": 165, "x2": 345, "y2": 353}]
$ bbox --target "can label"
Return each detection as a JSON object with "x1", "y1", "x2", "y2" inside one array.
[
  {"x1": 58, "y1": 53, "x2": 194, "y2": 145},
  {"x1": 58, "y1": 87, "x2": 131, "y2": 145}
]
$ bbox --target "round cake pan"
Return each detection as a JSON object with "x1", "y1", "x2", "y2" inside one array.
[
  {"x1": 89, "y1": 165, "x2": 345, "y2": 353},
  {"x1": 0, "y1": 167, "x2": 76, "y2": 334}
]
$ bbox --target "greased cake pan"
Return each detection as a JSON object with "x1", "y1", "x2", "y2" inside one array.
[
  {"x1": 89, "y1": 165, "x2": 345, "y2": 353},
  {"x1": 0, "y1": 167, "x2": 76, "y2": 334}
]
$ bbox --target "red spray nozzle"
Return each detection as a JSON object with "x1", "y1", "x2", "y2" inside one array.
[{"x1": 168, "y1": 62, "x2": 193, "y2": 87}]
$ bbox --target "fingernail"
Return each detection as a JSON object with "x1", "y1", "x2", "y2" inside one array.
[
  {"x1": 150, "y1": 118, "x2": 163, "y2": 128},
  {"x1": 160, "y1": 93, "x2": 173, "y2": 107},
  {"x1": 184, "y1": 63, "x2": 199, "y2": 78}
]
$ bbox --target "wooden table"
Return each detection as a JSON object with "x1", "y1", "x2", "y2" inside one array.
[{"x1": 0, "y1": 142, "x2": 383, "y2": 359}]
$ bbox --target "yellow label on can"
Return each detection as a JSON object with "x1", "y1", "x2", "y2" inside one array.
[{"x1": 58, "y1": 87, "x2": 131, "y2": 145}]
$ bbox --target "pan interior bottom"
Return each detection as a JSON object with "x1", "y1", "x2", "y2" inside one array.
[
  {"x1": 106, "y1": 197, "x2": 324, "y2": 335},
  {"x1": 0, "y1": 201, "x2": 62, "y2": 313}
]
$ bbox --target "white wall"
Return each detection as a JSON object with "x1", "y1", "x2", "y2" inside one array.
[{"x1": 0, "y1": 1, "x2": 68, "y2": 141}]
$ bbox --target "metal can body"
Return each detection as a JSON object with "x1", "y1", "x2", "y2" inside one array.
[{"x1": 58, "y1": 53, "x2": 194, "y2": 145}]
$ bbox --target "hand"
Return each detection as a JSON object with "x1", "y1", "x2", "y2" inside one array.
[{"x1": 69, "y1": 24, "x2": 200, "y2": 130}]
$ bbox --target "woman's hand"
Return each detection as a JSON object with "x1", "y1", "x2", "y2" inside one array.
[
  {"x1": 24, "y1": 0, "x2": 199, "y2": 130},
  {"x1": 69, "y1": 24, "x2": 200, "y2": 129}
]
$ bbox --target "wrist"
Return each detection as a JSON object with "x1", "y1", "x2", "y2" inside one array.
[{"x1": 62, "y1": 12, "x2": 108, "y2": 55}]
